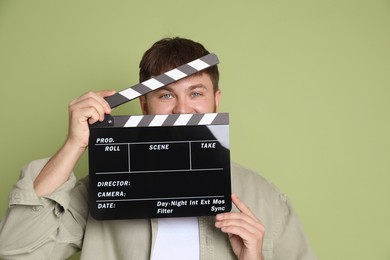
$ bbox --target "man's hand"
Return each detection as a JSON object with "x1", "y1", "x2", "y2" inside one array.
[
  {"x1": 215, "y1": 194, "x2": 265, "y2": 260},
  {"x1": 67, "y1": 90, "x2": 115, "y2": 149},
  {"x1": 34, "y1": 90, "x2": 115, "y2": 197}
]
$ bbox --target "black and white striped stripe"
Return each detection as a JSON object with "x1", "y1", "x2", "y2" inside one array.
[
  {"x1": 105, "y1": 53, "x2": 219, "y2": 109},
  {"x1": 94, "y1": 113, "x2": 229, "y2": 128}
]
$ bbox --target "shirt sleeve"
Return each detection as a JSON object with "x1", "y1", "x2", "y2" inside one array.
[
  {"x1": 0, "y1": 158, "x2": 89, "y2": 260},
  {"x1": 272, "y1": 193, "x2": 317, "y2": 260},
  {"x1": 230, "y1": 162, "x2": 317, "y2": 260}
]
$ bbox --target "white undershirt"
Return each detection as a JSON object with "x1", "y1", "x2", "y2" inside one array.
[{"x1": 151, "y1": 217, "x2": 199, "y2": 260}]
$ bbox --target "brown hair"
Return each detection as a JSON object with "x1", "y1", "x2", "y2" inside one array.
[{"x1": 139, "y1": 37, "x2": 219, "y2": 92}]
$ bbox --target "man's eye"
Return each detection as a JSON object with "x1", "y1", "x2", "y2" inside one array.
[
  {"x1": 191, "y1": 92, "x2": 202, "y2": 97},
  {"x1": 160, "y1": 93, "x2": 173, "y2": 99}
]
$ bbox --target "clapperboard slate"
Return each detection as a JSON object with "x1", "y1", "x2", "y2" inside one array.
[{"x1": 88, "y1": 53, "x2": 232, "y2": 220}]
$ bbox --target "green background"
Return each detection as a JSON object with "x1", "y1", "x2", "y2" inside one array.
[{"x1": 1, "y1": 1, "x2": 389, "y2": 259}]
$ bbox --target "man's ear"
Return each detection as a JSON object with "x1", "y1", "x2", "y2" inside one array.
[
  {"x1": 214, "y1": 89, "x2": 221, "y2": 112},
  {"x1": 139, "y1": 96, "x2": 148, "y2": 115}
]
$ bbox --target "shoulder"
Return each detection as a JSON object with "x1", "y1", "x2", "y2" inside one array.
[
  {"x1": 231, "y1": 162, "x2": 288, "y2": 222},
  {"x1": 21, "y1": 158, "x2": 51, "y2": 179},
  {"x1": 231, "y1": 162, "x2": 284, "y2": 201}
]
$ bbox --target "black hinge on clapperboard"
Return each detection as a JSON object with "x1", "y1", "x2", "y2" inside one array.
[{"x1": 88, "y1": 53, "x2": 232, "y2": 220}]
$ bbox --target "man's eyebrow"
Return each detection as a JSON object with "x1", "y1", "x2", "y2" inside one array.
[
  {"x1": 153, "y1": 86, "x2": 172, "y2": 92},
  {"x1": 188, "y1": 84, "x2": 208, "y2": 91},
  {"x1": 152, "y1": 84, "x2": 208, "y2": 93}
]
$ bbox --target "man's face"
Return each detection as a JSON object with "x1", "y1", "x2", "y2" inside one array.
[{"x1": 139, "y1": 73, "x2": 221, "y2": 115}]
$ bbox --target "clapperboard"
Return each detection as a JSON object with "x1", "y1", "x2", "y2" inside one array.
[{"x1": 89, "y1": 53, "x2": 232, "y2": 220}]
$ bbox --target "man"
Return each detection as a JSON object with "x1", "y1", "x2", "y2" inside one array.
[{"x1": 0, "y1": 37, "x2": 316, "y2": 259}]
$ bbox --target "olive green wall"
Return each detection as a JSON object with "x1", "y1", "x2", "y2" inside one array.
[{"x1": 1, "y1": 1, "x2": 389, "y2": 259}]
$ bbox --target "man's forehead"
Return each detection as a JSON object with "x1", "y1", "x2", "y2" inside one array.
[
  {"x1": 140, "y1": 73, "x2": 213, "y2": 99},
  {"x1": 168, "y1": 73, "x2": 211, "y2": 85}
]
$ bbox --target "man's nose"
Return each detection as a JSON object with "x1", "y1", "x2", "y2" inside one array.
[{"x1": 172, "y1": 98, "x2": 194, "y2": 114}]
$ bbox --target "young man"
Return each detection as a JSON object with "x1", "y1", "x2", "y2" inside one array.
[{"x1": 0, "y1": 38, "x2": 316, "y2": 259}]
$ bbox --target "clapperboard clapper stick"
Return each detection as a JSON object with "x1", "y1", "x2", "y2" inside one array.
[
  {"x1": 88, "y1": 53, "x2": 232, "y2": 220},
  {"x1": 106, "y1": 53, "x2": 219, "y2": 109}
]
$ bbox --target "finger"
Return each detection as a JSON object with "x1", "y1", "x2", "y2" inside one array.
[
  {"x1": 216, "y1": 212, "x2": 262, "y2": 228},
  {"x1": 219, "y1": 224, "x2": 261, "y2": 243},
  {"x1": 96, "y1": 89, "x2": 116, "y2": 98},
  {"x1": 215, "y1": 213, "x2": 264, "y2": 237},
  {"x1": 69, "y1": 106, "x2": 101, "y2": 126},
  {"x1": 96, "y1": 90, "x2": 116, "y2": 112},
  {"x1": 218, "y1": 223, "x2": 264, "y2": 253},
  {"x1": 70, "y1": 94, "x2": 110, "y2": 122},
  {"x1": 216, "y1": 218, "x2": 261, "y2": 237},
  {"x1": 85, "y1": 108, "x2": 102, "y2": 125},
  {"x1": 70, "y1": 99, "x2": 105, "y2": 122},
  {"x1": 216, "y1": 215, "x2": 265, "y2": 243},
  {"x1": 71, "y1": 90, "x2": 115, "y2": 115}
]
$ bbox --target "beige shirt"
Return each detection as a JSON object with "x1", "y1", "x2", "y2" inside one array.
[{"x1": 0, "y1": 158, "x2": 316, "y2": 260}]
